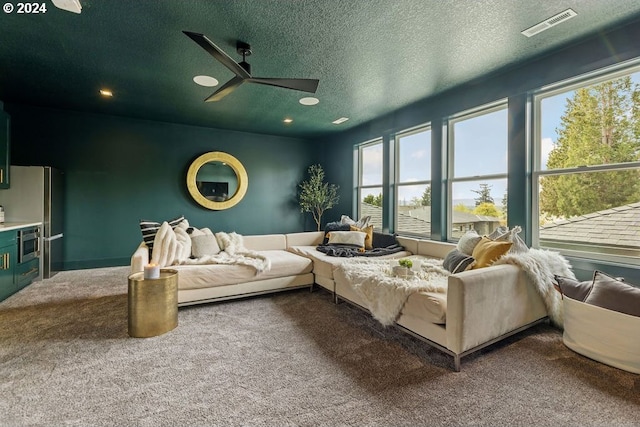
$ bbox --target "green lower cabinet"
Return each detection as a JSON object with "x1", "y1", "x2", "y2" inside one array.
[
  {"x1": 15, "y1": 257, "x2": 38, "y2": 290},
  {"x1": 0, "y1": 229, "x2": 40, "y2": 302},
  {"x1": 0, "y1": 240, "x2": 16, "y2": 301}
]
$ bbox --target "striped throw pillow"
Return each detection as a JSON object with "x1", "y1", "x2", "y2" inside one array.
[{"x1": 139, "y1": 216, "x2": 184, "y2": 253}]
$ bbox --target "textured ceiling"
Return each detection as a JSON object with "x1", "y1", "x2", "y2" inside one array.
[{"x1": 2, "y1": 1, "x2": 640, "y2": 138}]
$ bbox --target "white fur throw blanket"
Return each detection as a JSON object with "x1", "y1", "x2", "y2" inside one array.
[
  {"x1": 339, "y1": 258, "x2": 450, "y2": 326},
  {"x1": 494, "y1": 248, "x2": 574, "y2": 328},
  {"x1": 150, "y1": 222, "x2": 270, "y2": 274}
]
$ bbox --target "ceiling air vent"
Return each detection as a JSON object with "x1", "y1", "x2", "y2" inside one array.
[{"x1": 521, "y1": 8, "x2": 577, "y2": 38}]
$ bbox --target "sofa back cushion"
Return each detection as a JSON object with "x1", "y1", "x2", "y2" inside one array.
[
  {"x1": 243, "y1": 234, "x2": 287, "y2": 251},
  {"x1": 286, "y1": 231, "x2": 324, "y2": 247}
]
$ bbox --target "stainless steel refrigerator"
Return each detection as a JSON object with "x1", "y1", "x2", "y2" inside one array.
[{"x1": 0, "y1": 166, "x2": 64, "y2": 279}]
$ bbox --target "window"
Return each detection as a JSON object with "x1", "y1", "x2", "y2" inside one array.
[
  {"x1": 533, "y1": 63, "x2": 640, "y2": 265},
  {"x1": 395, "y1": 126, "x2": 431, "y2": 236},
  {"x1": 357, "y1": 140, "x2": 383, "y2": 230},
  {"x1": 447, "y1": 102, "x2": 508, "y2": 239}
]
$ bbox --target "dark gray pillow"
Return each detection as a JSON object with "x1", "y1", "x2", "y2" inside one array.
[
  {"x1": 443, "y1": 249, "x2": 475, "y2": 274},
  {"x1": 372, "y1": 231, "x2": 398, "y2": 249},
  {"x1": 583, "y1": 271, "x2": 640, "y2": 317},
  {"x1": 554, "y1": 275, "x2": 592, "y2": 302}
]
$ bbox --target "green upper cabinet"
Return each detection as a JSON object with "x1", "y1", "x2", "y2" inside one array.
[{"x1": 0, "y1": 104, "x2": 9, "y2": 189}]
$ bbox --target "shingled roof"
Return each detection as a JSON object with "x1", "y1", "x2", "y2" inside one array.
[
  {"x1": 540, "y1": 202, "x2": 640, "y2": 248},
  {"x1": 360, "y1": 204, "x2": 501, "y2": 235}
]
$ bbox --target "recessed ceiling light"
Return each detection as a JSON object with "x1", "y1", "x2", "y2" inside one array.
[
  {"x1": 299, "y1": 97, "x2": 319, "y2": 106},
  {"x1": 332, "y1": 117, "x2": 349, "y2": 125},
  {"x1": 99, "y1": 89, "x2": 113, "y2": 97},
  {"x1": 193, "y1": 75, "x2": 219, "y2": 87},
  {"x1": 283, "y1": 118, "x2": 293, "y2": 124}
]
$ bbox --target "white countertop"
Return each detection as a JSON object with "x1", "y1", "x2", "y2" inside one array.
[{"x1": 0, "y1": 221, "x2": 42, "y2": 232}]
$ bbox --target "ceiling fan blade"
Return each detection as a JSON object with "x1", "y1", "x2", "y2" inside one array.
[
  {"x1": 247, "y1": 78, "x2": 319, "y2": 94},
  {"x1": 183, "y1": 31, "x2": 250, "y2": 79},
  {"x1": 205, "y1": 76, "x2": 245, "y2": 102}
]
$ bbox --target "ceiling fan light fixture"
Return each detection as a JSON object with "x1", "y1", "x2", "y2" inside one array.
[
  {"x1": 193, "y1": 75, "x2": 219, "y2": 87},
  {"x1": 51, "y1": 0, "x2": 82, "y2": 13},
  {"x1": 332, "y1": 117, "x2": 349, "y2": 125},
  {"x1": 99, "y1": 89, "x2": 113, "y2": 97},
  {"x1": 299, "y1": 97, "x2": 319, "y2": 106}
]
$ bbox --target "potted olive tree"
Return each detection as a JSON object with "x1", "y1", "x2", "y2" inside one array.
[{"x1": 299, "y1": 164, "x2": 340, "y2": 231}]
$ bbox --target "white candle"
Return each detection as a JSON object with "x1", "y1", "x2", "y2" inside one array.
[{"x1": 144, "y1": 263, "x2": 160, "y2": 279}]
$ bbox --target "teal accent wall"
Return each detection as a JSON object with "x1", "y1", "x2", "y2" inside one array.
[
  {"x1": 315, "y1": 19, "x2": 640, "y2": 283},
  {"x1": 7, "y1": 104, "x2": 314, "y2": 269}
]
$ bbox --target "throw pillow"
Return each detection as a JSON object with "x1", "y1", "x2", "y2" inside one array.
[
  {"x1": 487, "y1": 226, "x2": 509, "y2": 240},
  {"x1": 554, "y1": 275, "x2": 592, "y2": 301},
  {"x1": 139, "y1": 215, "x2": 185, "y2": 253},
  {"x1": 584, "y1": 271, "x2": 640, "y2": 317},
  {"x1": 150, "y1": 221, "x2": 190, "y2": 267},
  {"x1": 372, "y1": 231, "x2": 398, "y2": 249},
  {"x1": 340, "y1": 215, "x2": 371, "y2": 229},
  {"x1": 471, "y1": 237, "x2": 512, "y2": 269},
  {"x1": 215, "y1": 231, "x2": 247, "y2": 255},
  {"x1": 191, "y1": 234, "x2": 221, "y2": 258},
  {"x1": 326, "y1": 230, "x2": 367, "y2": 249},
  {"x1": 443, "y1": 249, "x2": 476, "y2": 274},
  {"x1": 350, "y1": 224, "x2": 373, "y2": 250},
  {"x1": 493, "y1": 225, "x2": 529, "y2": 254},
  {"x1": 457, "y1": 230, "x2": 482, "y2": 255},
  {"x1": 323, "y1": 221, "x2": 351, "y2": 244}
]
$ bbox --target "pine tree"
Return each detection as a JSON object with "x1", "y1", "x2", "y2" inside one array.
[
  {"x1": 540, "y1": 77, "x2": 640, "y2": 217},
  {"x1": 421, "y1": 186, "x2": 431, "y2": 206},
  {"x1": 472, "y1": 184, "x2": 494, "y2": 206}
]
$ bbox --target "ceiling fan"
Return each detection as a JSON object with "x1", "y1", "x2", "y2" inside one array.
[{"x1": 183, "y1": 31, "x2": 319, "y2": 102}]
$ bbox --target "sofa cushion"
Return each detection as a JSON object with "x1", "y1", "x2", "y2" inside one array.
[
  {"x1": 174, "y1": 249, "x2": 313, "y2": 290},
  {"x1": 350, "y1": 225, "x2": 373, "y2": 250},
  {"x1": 340, "y1": 215, "x2": 371, "y2": 229},
  {"x1": 322, "y1": 221, "x2": 351, "y2": 244},
  {"x1": 443, "y1": 249, "x2": 476, "y2": 274},
  {"x1": 493, "y1": 225, "x2": 529, "y2": 254},
  {"x1": 471, "y1": 237, "x2": 512, "y2": 269},
  {"x1": 554, "y1": 275, "x2": 592, "y2": 302},
  {"x1": 139, "y1": 215, "x2": 184, "y2": 253},
  {"x1": 457, "y1": 230, "x2": 482, "y2": 255},
  {"x1": 402, "y1": 291, "x2": 447, "y2": 324},
  {"x1": 191, "y1": 234, "x2": 221, "y2": 258},
  {"x1": 326, "y1": 230, "x2": 367, "y2": 249},
  {"x1": 372, "y1": 231, "x2": 398, "y2": 249},
  {"x1": 584, "y1": 271, "x2": 640, "y2": 317}
]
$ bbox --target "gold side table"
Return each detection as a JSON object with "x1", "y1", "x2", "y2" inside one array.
[{"x1": 128, "y1": 269, "x2": 178, "y2": 338}]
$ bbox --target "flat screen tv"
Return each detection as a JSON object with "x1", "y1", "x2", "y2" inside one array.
[{"x1": 197, "y1": 181, "x2": 229, "y2": 201}]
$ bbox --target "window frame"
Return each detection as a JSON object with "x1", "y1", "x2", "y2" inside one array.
[
  {"x1": 446, "y1": 99, "x2": 508, "y2": 241},
  {"x1": 393, "y1": 124, "x2": 432, "y2": 238},
  {"x1": 356, "y1": 138, "x2": 384, "y2": 226},
  {"x1": 531, "y1": 59, "x2": 640, "y2": 266}
]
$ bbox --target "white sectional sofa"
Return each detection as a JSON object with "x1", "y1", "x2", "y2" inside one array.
[
  {"x1": 131, "y1": 230, "x2": 549, "y2": 371},
  {"x1": 131, "y1": 233, "x2": 315, "y2": 306}
]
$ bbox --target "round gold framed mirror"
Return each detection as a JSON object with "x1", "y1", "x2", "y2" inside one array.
[{"x1": 186, "y1": 152, "x2": 248, "y2": 210}]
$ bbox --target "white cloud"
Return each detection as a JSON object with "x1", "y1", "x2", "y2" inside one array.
[
  {"x1": 541, "y1": 137, "x2": 555, "y2": 168},
  {"x1": 411, "y1": 149, "x2": 427, "y2": 159}
]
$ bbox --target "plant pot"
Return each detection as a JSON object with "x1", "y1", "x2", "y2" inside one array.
[{"x1": 393, "y1": 265, "x2": 414, "y2": 278}]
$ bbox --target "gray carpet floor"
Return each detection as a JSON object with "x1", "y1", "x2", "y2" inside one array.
[{"x1": 0, "y1": 267, "x2": 638, "y2": 427}]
